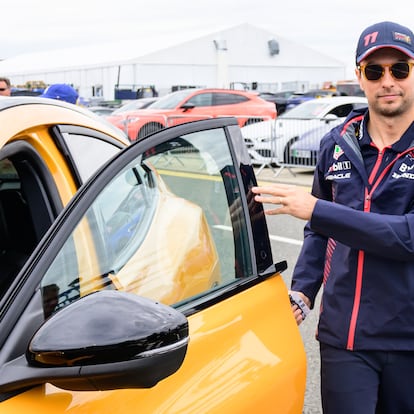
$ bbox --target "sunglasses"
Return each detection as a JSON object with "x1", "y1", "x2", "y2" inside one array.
[{"x1": 358, "y1": 62, "x2": 414, "y2": 81}]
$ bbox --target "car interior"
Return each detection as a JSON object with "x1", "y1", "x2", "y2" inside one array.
[{"x1": 0, "y1": 141, "x2": 63, "y2": 298}]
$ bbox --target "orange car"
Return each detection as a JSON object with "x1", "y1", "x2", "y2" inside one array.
[
  {"x1": 106, "y1": 88, "x2": 277, "y2": 141},
  {"x1": 0, "y1": 106, "x2": 306, "y2": 413}
]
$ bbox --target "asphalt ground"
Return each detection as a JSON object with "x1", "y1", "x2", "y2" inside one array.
[
  {"x1": 254, "y1": 165, "x2": 314, "y2": 188},
  {"x1": 254, "y1": 165, "x2": 323, "y2": 414}
]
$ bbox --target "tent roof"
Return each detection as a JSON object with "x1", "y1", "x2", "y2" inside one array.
[{"x1": 0, "y1": 23, "x2": 344, "y2": 75}]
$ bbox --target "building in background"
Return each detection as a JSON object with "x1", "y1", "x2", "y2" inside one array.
[{"x1": 0, "y1": 23, "x2": 346, "y2": 101}]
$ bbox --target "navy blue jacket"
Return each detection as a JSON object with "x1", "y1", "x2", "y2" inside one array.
[{"x1": 291, "y1": 108, "x2": 414, "y2": 351}]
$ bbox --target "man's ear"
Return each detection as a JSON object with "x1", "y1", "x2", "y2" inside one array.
[{"x1": 355, "y1": 67, "x2": 364, "y2": 92}]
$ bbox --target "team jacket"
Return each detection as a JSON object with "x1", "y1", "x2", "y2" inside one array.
[{"x1": 291, "y1": 108, "x2": 414, "y2": 351}]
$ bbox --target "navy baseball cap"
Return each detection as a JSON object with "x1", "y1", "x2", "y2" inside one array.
[
  {"x1": 40, "y1": 83, "x2": 79, "y2": 104},
  {"x1": 356, "y1": 21, "x2": 414, "y2": 64}
]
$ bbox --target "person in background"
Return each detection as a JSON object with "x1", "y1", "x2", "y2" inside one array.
[
  {"x1": 0, "y1": 77, "x2": 11, "y2": 96},
  {"x1": 40, "y1": 83, "x2": 78, "y2": 104},
  {"x1": 252, "y1": 21, "x2": 414, "y2": 413}
]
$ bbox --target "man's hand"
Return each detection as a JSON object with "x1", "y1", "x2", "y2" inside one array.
[
  {"x1": 251, "y1": 183, "x2": 317, "y2": 221},
  {"x1": 289, "y1": 290, "x2": 311, "y2": 325}
]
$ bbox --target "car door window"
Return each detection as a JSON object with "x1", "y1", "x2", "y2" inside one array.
[
  {"x1": 328, "y1": 104, "x2": 353, "y2": 118},
  {"x1": 212, "y1": 93, "x2": 248, "y2": 106},
  {"x1": 55, "y1": 126, "x2": 124, "y2": 184},
  {"x1": 39, "y1": 125, "x2": 253, "y2": 318},
  {"x1": 186, "y1": 93, "x2": 213, "y2": 107},
  {"x1": 61, "y1": 133, "x2": 121, "y2": 181}
]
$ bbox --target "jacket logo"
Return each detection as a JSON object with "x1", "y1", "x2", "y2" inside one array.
[
  {"x1": 393, "y1": 31, "x2": 412, "y2": 45},
  {"x1": 333, "y1": 145, "x2": 344, "y2": 160},
  {"x1": 393, "y1": 162, "x2": 414, "y2": 179},
  {"x1": 329, "y1": 160, "x2": 351, "y2": 172},
  {"x1": 326, "y1": 172, "x2": 351, "y2": 180},
  {"x1": 399, "y1": 162, "x2": 414, "y2": 173},
  {"x1": 326, "y1": 159, "x2": 352, "y2": 180}
]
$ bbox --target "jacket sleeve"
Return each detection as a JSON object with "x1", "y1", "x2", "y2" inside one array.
[
  {"x1": 291, "y1": 224, "x2": 327, "y2": 308},
  {"x1": 290, "y1": 134, "x2": 335, "y2": 307},
  {"x1": 310, "y1": 200, "x2": 414, "y2": 261}
]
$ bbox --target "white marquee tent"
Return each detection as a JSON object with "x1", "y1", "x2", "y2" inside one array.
[{"x1": 0, "y1": 23, "x2": 346, "y2": 100}]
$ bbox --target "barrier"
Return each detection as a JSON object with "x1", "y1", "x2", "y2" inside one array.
[
  {"x1": 117, "y1": 112, "x2": 338, "y2": 178},
  {"x1": 241, "y1": 116, "x2": 342, "y2": 176}
]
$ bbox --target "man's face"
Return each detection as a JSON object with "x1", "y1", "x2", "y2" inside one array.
[
  {"x1": 355, "y1": 48, "x2": 414, "y2": 117},
  {"x1": 0, "y1": 80, "x2": 10, "y2": 96}
]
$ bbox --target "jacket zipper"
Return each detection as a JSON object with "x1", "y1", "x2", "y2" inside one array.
[{"x1": 346, "y1": 149, "x2": 384, "y2": 350}]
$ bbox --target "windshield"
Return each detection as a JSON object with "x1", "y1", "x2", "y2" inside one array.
[
  {"x1": 112, "y1": 98, "x2": 157, "y2": 114},
  {"x1": 280, "y1": 101, "x2": 332, "y2": 119},
  {"x1": 148, "y1": 89, "x2": 197, "y2": 110}
]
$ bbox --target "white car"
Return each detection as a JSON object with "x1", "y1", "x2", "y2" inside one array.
[{"x1": 241, "y1": 96, "x2": 368, "y2": 166}]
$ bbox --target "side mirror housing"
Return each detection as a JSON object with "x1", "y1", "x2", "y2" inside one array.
[{"x1": 0, "y1": 290, "x2": 188, "y2": 392}]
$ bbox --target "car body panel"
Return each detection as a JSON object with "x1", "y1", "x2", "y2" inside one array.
[
  {"x1": 0, "y1": 112, "x2": 306, "y2": 412},
  {"x1": 0, "y1": 99, "x2": 127, "y2": 145},
  {"x1": 1, "y1": 276, "x2": 305, "y2": 413}
]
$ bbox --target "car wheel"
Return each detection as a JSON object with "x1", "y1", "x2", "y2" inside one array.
[
  {"x1": 284, "y1": 137, "x2": 299, "y2": 164},
  {"x1": 137, "y1": 122, "x2": 164, "y2": 140}
]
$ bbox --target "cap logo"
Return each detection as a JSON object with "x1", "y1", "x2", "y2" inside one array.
[
  {"x1": 363, "y1": 31, "x2": 379, "y2": 46},
  {"x1": 393, "y1": 31, "x2": 412, "y2": 45}
]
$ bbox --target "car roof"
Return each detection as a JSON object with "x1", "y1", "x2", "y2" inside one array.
[
  {"x1": 167, "y1": 88, "x2": 260, "y2": 96},
  {"x1": 298, "y1": 96, "x2": 367, "y2": 104},
  {"x1": 0, "y1": 96, "x2": 130, "y2": 146}
]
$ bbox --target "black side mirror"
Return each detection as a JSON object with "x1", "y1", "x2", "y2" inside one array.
[
  {"x1": 0, "y1": 290, "x2": 189, "y2": 392},
  {"x1": 180, "y1": 103, "x2": 195, "y2": 112}
]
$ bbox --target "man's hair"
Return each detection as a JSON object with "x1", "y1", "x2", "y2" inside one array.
[{"x1": 0, "y1": 77, "x2": 10, "y2": 87}]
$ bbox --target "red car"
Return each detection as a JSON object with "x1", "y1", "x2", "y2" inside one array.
[{"x1": 106, "y1": 88, "x2": 277, "y2": 141}]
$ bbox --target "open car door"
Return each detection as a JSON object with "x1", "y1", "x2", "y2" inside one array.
[{"x1": 0, "y1": 117, "x2": 306, "y2": 413}]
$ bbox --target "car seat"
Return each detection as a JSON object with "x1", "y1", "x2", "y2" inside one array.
[{"x1": 0, "y1": 189, "x2": 37, "y2": 295}]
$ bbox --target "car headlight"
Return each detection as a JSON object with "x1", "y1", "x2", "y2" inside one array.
[{"x1": 125, "y1": 117, "x2": 140, "y2": 124}]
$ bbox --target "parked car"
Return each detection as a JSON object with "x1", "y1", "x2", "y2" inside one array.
[
  {"x1": 87, "y1": 105, "x2": 117, "y2": 117},
  {"x1": 258, "y1": 91, "x2": 295, "y2": 115},
  {"x1": 285, "y1": 89, "x2": 337, "y2": 111},
  {"x1": 242, "y1": 96, "x2": 368, "y2": 166},
  {"x1": 106, "y1": 88, "x2": 277, "y2": 141},
  {"x1": 0, "y1": 99, "x2": 306, "y2": 413},
  {"x1": 289, "y1": 123, "x2": 339, "y2": 167},
  {"x1": 110, "y1": 97, "x2": 159, "y2": 115}
]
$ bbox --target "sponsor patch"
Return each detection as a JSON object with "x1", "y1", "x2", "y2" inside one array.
[
  {"x1": 393, "y1": 31, "x2": 412, "y2": 45},
  {"x1": 392, "y1": 172, "x2": 414, "y2": 180},
  {"x1": 329, "y1": 160, "x2": 352, "y2": 172},
  {"x1": 326, "y1": 172, "x2": 351, "y2": 180},
  {"x1": 333, "y1": 145, "x2": 344, "y2": 160},
  {"x1": 399, "y1": 162, "x2": 414, "y2": 173}
]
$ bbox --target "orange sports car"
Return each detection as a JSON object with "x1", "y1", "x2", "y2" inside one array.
[
  {"x1": 0, "y1": 98, "x2": 305, "y2": 414},
  {"x1": 106, "y1": 88, "x2": 277, "y2": 141}
]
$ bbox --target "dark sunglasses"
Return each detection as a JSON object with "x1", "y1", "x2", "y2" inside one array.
[{"x1": 358, "y1": 62, "x2": 414, "y2": 81}]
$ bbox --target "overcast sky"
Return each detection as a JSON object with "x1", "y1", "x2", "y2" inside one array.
[{"x1": 2, "y1": 0, "x2": 414, "y2": 78}]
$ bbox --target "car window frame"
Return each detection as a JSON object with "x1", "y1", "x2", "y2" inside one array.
[
  {"x1": 0, "y1": 117, "x2": 274, "y2": 348},
  {"x1": 50, "y1": 125, "x2": 126, "y2": 186}
]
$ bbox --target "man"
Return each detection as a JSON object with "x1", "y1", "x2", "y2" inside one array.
[
  {"x1": 40, "y1": 83, "x2": 78, "y2": 104},
  {"x1": 0, "y1": 77, "x2": 11, "y2": 96},
  {"x1": 252, "y1": 21, "x2": 414, "y2": 413}
]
